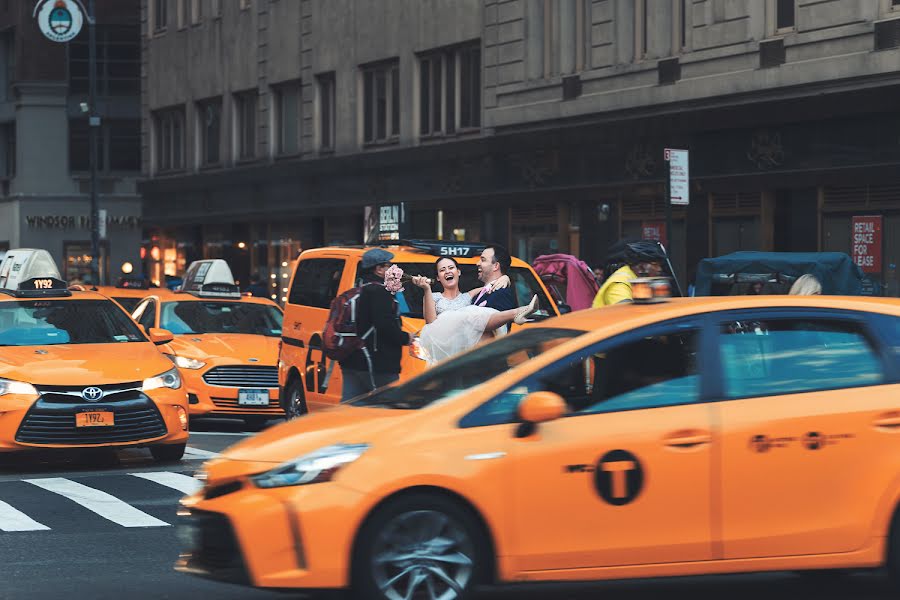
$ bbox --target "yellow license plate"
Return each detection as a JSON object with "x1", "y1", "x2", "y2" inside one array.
[{"x1": 76, "y1": 411, "x2": 114, "y2": 428}]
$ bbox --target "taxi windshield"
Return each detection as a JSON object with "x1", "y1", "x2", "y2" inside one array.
[
  {"x1": 0, "y1": 300, "x2": 146, "y2": 346},
  {"x1": 384, "y1": 263, "x2": 555, "y2": 321},
  {"x1": 160, "y1": 301, "x2": 283, "y2": 336},
  {"x1": 349, "y1": 327, "x2": 584, "y2": 410}
]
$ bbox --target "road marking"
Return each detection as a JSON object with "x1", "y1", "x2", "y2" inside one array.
[
  {"x1": 0, "y1": 500, "x2": 50, "y2": 532},
  {"x1": 130, "y1": 472, "x2": 201, "y2": 495},
  {"x1": 24, "y1": 478, "x2": 169, "y2": 528},
  {"x1": 184, "y1": 447, "x2": 221, "y2": 459}
]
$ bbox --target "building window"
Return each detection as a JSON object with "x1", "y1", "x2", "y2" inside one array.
[
  {"x1": 674, "y1": 0, "x2": 688, "y2": 52},
  {"x1": 234, "y1": 91, "x2": 257, "y2": 160},
  {"x1": 197, "y1": 98, "x2": 222, "y2": 165},
  {"x1": 154, "y1": 107, "x2": 185, "y2": 172},
  {"x1": 362, "y1": 60, "x2": 400, "y2": 145},
  {"x1": 1, "y1": 122, "x2": 14, "y2": 177},
  {"x1": 418, "y1": 43, "x2": 481, "y2": 137},
  {"x1": 177, "y1": 0, "x2": 187, "y2": 29},
  {"x1": 240, "y1": 0, "x2": 251, "y2": 10},
  {"x1": 70, "y1": 119, "x2": 141, "y2": 173},
  {"x1": 212, "y1": 0, "x2": 221, "y2": 18},
  {"x1": 153, "y1": 0, "x2": 167, "y2": 32},
  {"x1": 776, "y1": 0, "x2": 795, "y2": 31},
  {"x1": 69, "y1": 25, "x2": 141, "y2": 96},
  {"x1": 317, "y1": 72, "x2": 335, "y2": 151},
  {"x1": 191, "y1": 0, "x2": 202, "y2": 24},
  {"x1": 272, "y1": 82, "x2": 300, "y2": 156},
  {"x1": 635, "y1": 0, "x2": 647, "y2": 58}
]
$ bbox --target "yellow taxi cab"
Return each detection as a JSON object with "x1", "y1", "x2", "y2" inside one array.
[
  {"x1": 278, "y1": 240, "x2": 560, "y2": 417},
  {"x1": 176, "y1": 283, "x2": 900, "y2": 597},
  {"x1": 132, "y1": 260, "x2": 284, "y2": 430},
  {"x1": 0, "y1": 249, "x2": 188, "y2": 461},
  {"x1": 93, "y1": 277, "x2": 172, "y2": 313}
]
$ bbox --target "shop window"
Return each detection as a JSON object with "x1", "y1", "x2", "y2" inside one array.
[
  {"x1": 234, "y1": 91, "x2": 257, "y2": 160},
  {"x1": 317, "y1": 73, "x2": 335, "y2": 151},
  {"x1": 153, "y1": 107, "x2": 185, "y2": 172},
  {"x1": 362, "y1": 60, "x2": 400, "y2": 145},
  {"x1": 64, "y1": 242, "x2": 109, "y2": 286},
  {"x1": 419, "y1": 42, "x2": 481, "y2": 137},
  {"x1": 272, "y1": 81, "x2": 300, "y2": 156},
  {"x1": 197, "y1": 98, "x2": 222, "y2": 165}
]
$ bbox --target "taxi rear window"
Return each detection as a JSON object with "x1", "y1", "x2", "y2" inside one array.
[
  {"x1": 380, "y1": 263, "x2": 555, "y2": 321},
  {"x1": 0, "y1": 300, "x2": 145, "y2": 346}
]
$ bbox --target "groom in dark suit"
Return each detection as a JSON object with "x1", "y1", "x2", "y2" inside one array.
[{"x1": 475, "y1": 244, "x2": 517, "y2": 313}]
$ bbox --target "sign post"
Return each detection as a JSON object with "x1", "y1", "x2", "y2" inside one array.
[
  {"x1": 664, "y1": 148, "x2": 689, "y2": 277},
  {"x1": 34, "y1": 1, "x2": 98, "y2": 283}
]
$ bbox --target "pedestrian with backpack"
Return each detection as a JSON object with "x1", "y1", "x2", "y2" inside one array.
[{"x1": 335, "y1": 248, "x2": 410, "y2": 401}]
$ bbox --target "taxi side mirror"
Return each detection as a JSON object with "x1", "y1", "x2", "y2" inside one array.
[
  {"x1": 516, "y1": 391, "x2": 566, "y2": 437},
  {"x1": 148, "y1": 328, "x2": 174, "y2": 346}
]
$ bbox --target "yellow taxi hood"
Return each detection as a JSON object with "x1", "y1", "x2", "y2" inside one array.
[
  {"x1": 167, "y1": 333, "x2": 280, "y2": 363},
  {"x1": 211, "y1": 405, "x2": 409, "y2": 468},
  {"x1": 0, "y1": 342, "x2": 174, "y2": 386}
]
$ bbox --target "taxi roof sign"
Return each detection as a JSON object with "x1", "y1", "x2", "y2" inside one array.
[
  {"x1": 181, "y1": 259, "x2": 241, "y2": 298},
  {"x1": 117, "y1": 276, "x2": 150, "y2": 290},
  {"x1": 0, "y1": 249, "x2": 71, "y2": 298}
]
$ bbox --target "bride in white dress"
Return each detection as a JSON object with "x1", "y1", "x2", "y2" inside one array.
[{"x1": 411, "y1": 256, "x2": 538, "y2": 365}]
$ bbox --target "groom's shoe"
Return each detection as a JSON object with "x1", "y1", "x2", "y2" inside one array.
[{"x1": 514, "y1": 294, "x2": 539, "y2": 325}]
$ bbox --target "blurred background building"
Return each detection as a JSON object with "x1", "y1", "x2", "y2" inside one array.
[
  {"x1": 0, "y1": 0, "x2": 142, "y2": 284},
  {"x1": 139, "y1": 0, "x2": 900, "y2": 296}
]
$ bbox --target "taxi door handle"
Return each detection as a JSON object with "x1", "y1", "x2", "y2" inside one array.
[
  {"x1": 664, "y1": 432, "x2": 712, "y2": 448},
  {"x1": 874, "y1": 414, "x2": 900, "y2": 429}
]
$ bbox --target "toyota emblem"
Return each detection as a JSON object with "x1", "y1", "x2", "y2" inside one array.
[{"x1": 81, "y1": 387, "x2": 104, "y2": 402}]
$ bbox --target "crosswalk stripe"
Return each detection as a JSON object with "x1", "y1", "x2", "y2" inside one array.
[
  {"x1": 130, "y1": 472, "x2": 201, "y2": 495},
  {"x1": 24, "y1": 478, "x2": 170, "y2": 528},
  {"x1": 0, "y1": 500, "x2": 50, "y2": 532},
  {"x1": 184, "y1": 447, "x2": 221, "y2": 459}
]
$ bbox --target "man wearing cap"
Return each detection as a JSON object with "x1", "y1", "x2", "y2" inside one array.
[{"x1": 340, "y1": 248, "x2": 411, "y2": 401}]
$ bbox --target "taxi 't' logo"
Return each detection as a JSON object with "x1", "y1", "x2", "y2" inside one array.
[
  {"x1": 81, "y1": 387, "x2": 104, "y2": 402},
  {"x1": 594, "y1": 449, "x2": 644, "y2": 506}
]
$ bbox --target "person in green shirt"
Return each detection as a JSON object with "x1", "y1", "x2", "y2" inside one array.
[{"x1": 593, "y1": 240, "x2": 667, "y2": 307}]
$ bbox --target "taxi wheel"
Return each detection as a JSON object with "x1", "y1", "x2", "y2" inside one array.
[
  {"x1": 149, "y1": 443, "x2": 186, "y2": 463},
  {"x1": 283, "y1": 378, "x2": 308, "y2": 420},
  {"x1": 353, "y1": 493, "x2": 486, "y2": 600},
  {"x1": 889, "y1": 506, "x2": 900, "y2": 590}
]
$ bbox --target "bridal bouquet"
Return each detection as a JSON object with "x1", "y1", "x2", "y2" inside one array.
[{"x1": 383, "y1": 265, "x2": 432, "y2": 294}]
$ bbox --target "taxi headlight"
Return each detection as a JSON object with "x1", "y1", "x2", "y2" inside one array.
[
  {"x1": 0, "y1": 378, "x2": 39, "y2": 398},
  {"x1": 142, "y1": 368, "x2": 182, "y2": 391},
  {"x1": 251, "y1": 443, "x2": 369, "y2": 489},
  {"x1": 167, "y1": 354, "x2": 206, "y2": 370}
]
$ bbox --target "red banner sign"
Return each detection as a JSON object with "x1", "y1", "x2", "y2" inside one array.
[
  {"x1": 641, "y1": 221, "x2": 667, "y2": 246},
  {"x1": 852, "y1": 215, "x2": 882, "y2": 273}
]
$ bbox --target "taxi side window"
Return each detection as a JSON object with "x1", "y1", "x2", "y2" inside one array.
[
  {"x1": 462, "y1": 326, "x2": 700, "y2": 427},
  {"x1": 138, "y1": 300, "x2": 156, "y2": 331},
  {"x1": 719, "y1": 318, "x2": 884, "y2": 399},
  {"x1": 288, "y1": 259, "x2": 345, "y2": 309}
]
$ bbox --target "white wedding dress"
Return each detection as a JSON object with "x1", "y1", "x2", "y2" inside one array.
[{"x1": 419, "y1": 292, "x2": 498, "y2": 365}]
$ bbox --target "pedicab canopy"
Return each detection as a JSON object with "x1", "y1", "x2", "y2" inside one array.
[{"x1": 694, "y1": 251, "x2": 870, "y2": 296}]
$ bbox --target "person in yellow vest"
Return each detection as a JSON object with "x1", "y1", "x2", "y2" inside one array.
[{"x1": 593, "y1": 240, "x2": 667, "y2": 307}]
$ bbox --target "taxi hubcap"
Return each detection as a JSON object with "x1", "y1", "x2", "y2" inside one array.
[{"x1": 372, "y1": 510, "x2": 474, "y2": 600}]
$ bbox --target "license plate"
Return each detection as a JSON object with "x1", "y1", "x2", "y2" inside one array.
[
  {"x1": 76, "y1": 411, "x2": 114, "y2": 428},
  {"x1": 238, "y1": 389, "x2": 270, "y2": 406}
]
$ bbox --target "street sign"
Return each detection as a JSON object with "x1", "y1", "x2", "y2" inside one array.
[
  {"x1": 34, "y1": 0, "x2": 85, "y2": 43},
  {"x1": 852, "y1": 215, "x2": 882, "y2": 273},
  {"x1": 665, "y1": 148, "x2": 689, "y2": 206}
]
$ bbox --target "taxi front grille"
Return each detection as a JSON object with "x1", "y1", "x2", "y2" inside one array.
[
  {"x1": 177, "y1": 510, "x2": 250, "y2": 585},
  {"x1": 15, "y1": 399, "x2": 167, "y2": 445},
  {"x1": 202, "y1": 366, "x2": 278, "y2": 388},
  {"x1": 210, "y1": 396, "x2": 282, "y2": 414},
  {"x1": 35, "y1": 382, "x2": 143, "y2": 403}
]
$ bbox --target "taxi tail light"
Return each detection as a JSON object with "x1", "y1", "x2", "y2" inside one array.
[{"x1": 631, "y1": 277, "x2": 672, "y2": 304}]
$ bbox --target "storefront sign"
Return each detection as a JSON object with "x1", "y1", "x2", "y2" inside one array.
[
  {"x1": 34, "y1": 0, "x2": 85, "y2": 43},
  {"x1": 25, "y1": 215, "x2": 142, "y2": 230},
  {"x1": 377, "y1": 203, "x2": 407, "y2": 242},
  {"x1": 641, "y1": 221, "x2": 667, "y2": 246},
  {"x1": 852, "y1": 215, "x2": 882, "y2": 273},
  {"x1": 664, "y1": 148, "x2": 689, "y2": 206}
]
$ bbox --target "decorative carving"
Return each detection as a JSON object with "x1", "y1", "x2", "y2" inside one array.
[
  {"x1": 624, "y1": 144, "x2": 657, "y2": 180},
  {"x1": 509, "y1": 150, "x2": 559, "y2": 188},
  {"x1": 747, "y1": 130, "x2": 784, "y2": 170}
]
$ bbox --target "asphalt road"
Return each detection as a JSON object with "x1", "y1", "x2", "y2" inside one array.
[{"x1": 0, "y1": 416, "x2": 895, "y2": 600}]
